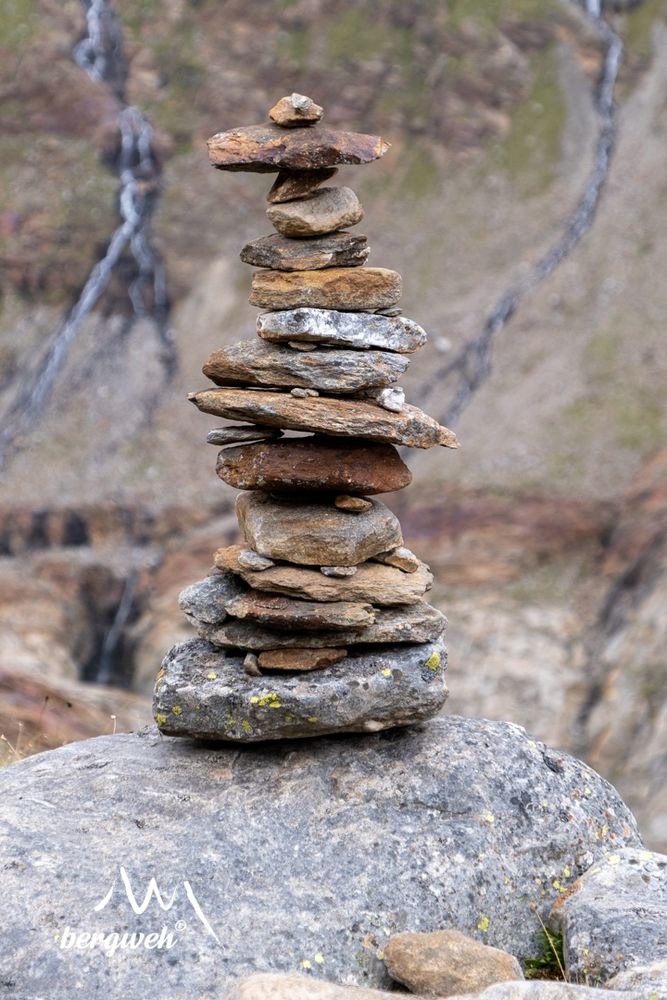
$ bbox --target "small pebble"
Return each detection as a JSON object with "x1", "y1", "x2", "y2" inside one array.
[
  {"x1": 320, "y1": 565, "x2": 358, "y2": 578},
  {"x1": 376, "y1": 387, "x2": 405, "y2": 413},
  {"x1": 238, "y1": 549, "x2": 275, "y2": 571},
  {"x1": 335, "y1": 495, "x2": 373, "y2": 514},
  {"x1": 243, "y1": 652, "x2": 262, "y2": 677},
  {"x1": 288, "y1": 341, "x2": 318, "y2": 352},
  {"x1": 290, "y1": 387, "x2": 320, "y2": 398}
]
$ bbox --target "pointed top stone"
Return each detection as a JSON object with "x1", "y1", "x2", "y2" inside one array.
[
  {"x1": 269, "y1": 93, "x2": 323, "y2": 127},
  {"x1": 207, "y1": 123, "x2": 390, "y2": 173}
]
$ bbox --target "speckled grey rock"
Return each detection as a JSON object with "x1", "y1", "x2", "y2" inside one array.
[
  {"x1": 257, "y1": 307, "x2": 426, "y2": 353},
  {"x1": 445, "y1": 985, "x2": 644, "y2": 1000},
  {"x1": 206, "y1": 425, "x2": 283, "y2": 446},
  {"x1": 155, "y1": 637, "x2": 447, "y2": 740},
  {"x1": 177, "y1": 571, "x2": 244, "y2": 624},
  {"x1": 0, "y1": 718, "x2": 641, "y2": 999},
  {"x1": 607, "y1": 959, "x2": 667, "y2": 996},
  {"x1": 549, "y1": 847, "x2": 667, "y2": 983}
]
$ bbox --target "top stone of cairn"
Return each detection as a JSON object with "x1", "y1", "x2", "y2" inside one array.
[{"x1": 207, "y1": 93, "x2": 389, "y2": 172}]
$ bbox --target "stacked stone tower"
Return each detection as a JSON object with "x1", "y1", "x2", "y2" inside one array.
[{"x1": 153, "y1": 95, "x2": 459, "y2": 742}]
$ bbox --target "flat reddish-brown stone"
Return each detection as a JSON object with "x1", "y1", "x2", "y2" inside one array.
[
  {"x1": 241, "y1": 232, "x2": 369, "y2": 271},
  {"x1": 189, "y1": 388, "x2": 460, "y2": 450},
  {"x1": 257, "y1": 648, "x2": 348, "y2": 671},
  {"x1": 224, "y1": 592, "x2": 375, "y2": 630},
  {"x1": 267, "y1": 168, "x2": 337, "y2": 204},
  {"x1": 249, "y1": 267, "x2": 401, "y2": 311},
  {"x1": 207, "y1": 123, "x2": 389, "y2": 173},
  {"x1": 216, "y1": 438, "x2": 412, "y2": 495}
]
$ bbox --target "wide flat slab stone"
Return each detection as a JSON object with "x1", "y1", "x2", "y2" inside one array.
[
  {"x1": 207, "y1": 123, "x2": 389, "y2": 172},
  {"x1": 249, "y1": 267, "x2": 401, "y2": 311},
  {"x1": 267, "y1": 187, "x2": 363, "y2": 237},
  {"x1": 224, "y1": 592, "x2": 375, "y2": 631},
  {"x1": 216, "y1": 438, "x2": 412, "y2": 495},
  {"x1": 202, "y1": 340, "x2": 407, "y2": 393},
  {"x1": 155, "y1": 637, "x2": 447, "y2": 740},
  {"x1": 0, "y1": 718, "x2": 641, "y2": 998},
  {"x1": 236, "y1": 492, "x2": 402, "y2": 566},
  {"x1": 215, "y1": 545, "x2": 433, "y2": 604},
  {"x1": 241, "y1": 232, "x2": 369, "y2": 270},
  {"x1": 258, "y1": 307, "x2": 427, "y2": 352},
  {"x1": 189, "y1": 389, "x2": 459, "y2": 450}
]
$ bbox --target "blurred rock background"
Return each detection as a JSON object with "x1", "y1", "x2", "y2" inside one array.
[{"x1": 0, "y1": 0, "x2": 666, "y2": 848}]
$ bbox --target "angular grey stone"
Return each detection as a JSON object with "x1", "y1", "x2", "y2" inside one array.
[
  {"x1": 550, "y1": 847, "x2": 667, "y2": 983},
  {"x1": 607, "y1": 960, "x2": 667, "y2": 995},
  {"x1": 241, "y1": 232, "x2": 369, "y2": 270},
  {"x1": 0, "y1": 718, "x2": 642, "y2": 998},
  {"x1": 320, "y1": 565, "x2": 357, "y2": 577},
  {"x1": 237, "y1": 549, "x2": 275, "y2": 571},
  {"x1": 375, "y1": 386, "x2": 405, "y2": 412},
  {"x1": 192, "y1": 602, "x2": 447, "y2": 650},
  {"x1": 266, "y1": 187, "x2": 363, "y2": 238},
  {"x1": 177, "y1": 572, "x2": 244, "y2": 625},
  {"x1": 203, "y1": 339, "x2": 408, "y2": 393},
  {"x1": 206, "y1": 425, "x2": 283, "y2": 446},
  {"x1": 155, "y1": 637, "x2": 447, "y2": 741},
  {"x1": 446, "y1": 985, "x2": 644, "y2": 1000},
  {"x1": 257, "y1": 307, "x2": 427, "y2": 353}
]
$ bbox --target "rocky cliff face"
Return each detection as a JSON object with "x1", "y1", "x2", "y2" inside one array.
[{"x1": 1, "y1": 2, "x2": 666, "y2": 844}]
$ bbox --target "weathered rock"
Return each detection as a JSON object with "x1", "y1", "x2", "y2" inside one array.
[
  {"x1": 257, "y1": 648, "x2": 348, "y2": 671},
  {"x1": 290, "y1": 387, "x2": 319, "y2": 397},
  {"x1": 267, "y1": 168, "x2": 338, "y2": 204},
  {"x1": 237, "y1": 549, "x2": 275, "y2": 571},
  {"x1": 208, "y1": 123, "x2": 389, "y2": 172},
  {"x1": 214, "y1": 545, "x2": 433, "y2": 604},
  {"x1": 607, "y1": 960, "x2": 667, "y2": 995},
  {"x1": 374, "y1": 386, "x2": 405, "y2": 412},
  {"x1": 177, "y1": 572, "x2": 244, "y2": 624},
  {"x1": 447, "y1": 986, "x2": 643, "y2": 1000},
  {"x1": 267, "y1": 187, "x2": 363, "y2": 238},
  {"x1": 189, "y1": 389, "x2": 460, "y2": 450},
  {"x1": 288, "y1": 340, "x2": 318, "y2": 351},
  {"x1": 269, "y1": 93, "x2": 323, "y2": 127},
  {"x1": 203, "y1": 340, "x2": 407, "y2": 393},
  {"x1": 243, "y1": 651, "x2": 262, "y2": 676},
  {"x1": 236, "y1": 492, "x2": 402, "y2": 566},
  {"x1": 216, "y1": 438, "x2": 412, "y2": 495},
  {"x1": 373, "y1": 546, "x2": 421, "y2": 573},
  {"x1": 156, "y1": 637, "x2": 447, "y2": 739},
  {"x1": 226, "y1": 973, "x2": 443, "y2": 999},
  {"x1": 249, "y1": 267, "x2": 401, "y2": 311},
  {"x1": 206, "y1": 424, "x2": 283, "y2": 446},
  {"x1": 334, "y1": 495, "x2": 372, "y2": 513},
  {"x1": 550, "y1": 848, "x2": 667, "y2": 983},
  {"x1": 0, "y1": 718, "x2": 642, "y2": 997},
  {"x1": 257, "y1": 307, "x2": 426, "y2": 352},
  {"x1": 224, "y1": 593, "x2": 375, "y2": 631},
  {"x1": 195, "y1": 602, "x2": 446, "y2": 650},
  {"x1": 320, "y1": 565, "x2": 357, "y2": 577},
  {"x1": 241, "y1": 232, "x2": 369, "y2": 270},
  {"x1": 384, "y1": 929, "x2": 523, "y2": 996}
]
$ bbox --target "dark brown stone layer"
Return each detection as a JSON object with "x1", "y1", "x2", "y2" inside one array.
[
  {"x1": 241, "y1": 232, "x2": 369, "y2": 271},
  {"x1": 267, "y1": 168, "x2": 337, "y2": 204},
  {"x1": 207, "y1": 123, "x2": 389, "y2": 172}
]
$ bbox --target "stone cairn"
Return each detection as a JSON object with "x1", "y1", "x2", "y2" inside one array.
[{"x1": 153, "y1": 94, "x2": 460, "y2": 742}]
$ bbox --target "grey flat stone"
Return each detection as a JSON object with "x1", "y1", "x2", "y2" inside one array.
[
  {"x1": 0, "y1": 718, "x2": 641, "y2": 998},
  {"x1": 155, "y1": 637, "x2": 448, "y2": 740},
  {"x1": 241, "y1": 232, "x2": 369, "y2": 270},
  {"x1": 206, "y1": 425, "x2": 283, "y2": 446},
  {"x1": 257, "y1": 307, "x2": 427, "y2": 353},
  {"x1": 202, "y1": 339, "x2": 408, "y2": 393},
  {"x1": 177, "y1": 572, "x2": 244, "y2": 625},
  {"x1": 550, "y1": 847, "x2": 667, "y2": 983}
]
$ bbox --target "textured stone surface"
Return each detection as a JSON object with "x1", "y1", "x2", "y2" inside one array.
[
  {"x1": 266, "y1": 168, "x2": 338, "y2": 204},
  {"x1": 257, "y1": 648, "x2": 348, "y2": 671},
  {"x1": 384, "y1": 929, "x2": 523, "y2": 996},
  {"x1": 216, "y1": 438, "x2": 412, "y2": 495},
  {"x1": 334, "y1": 495, "x2": 372, "y2": 513},
  {"x1": 373, "y1": 546, "x2": 420, "y2": 573},
  {"x1": 268, "y1": 93, "x2": 323, "y2": 127},
  {"x1": 550, "y1": 847, "x2": 667, "y2": 982},
  {"x1": 189, "y1": 389, "x2": 460, "y2": 449},
  {"x1": 267, "y1": 187, "x2": 363, "y2": 237},
  {"x1": 257, "y1": 307, "x2": 426, "y2": 352},
  {"x1": 224, "y1": 592, "x2": 375, "y2": 631},
  {"x1": 203, "y1": 340, "x2": 407, "y2": 393},
  {"x1": 237, "y1": 549, "x2": 275, "y2": 571},
  {"x1": 249, "y1": 267, "x2": 401, "y2": 311},
  {"x1": 206, "y1": 424, "x2": 282, "y2": 446},
  {"x1": 0, "y1": 719, "x2": 642, "y2": 997},
  {"x1": 177, "y1": 572, "x2": 243, "y2": 624},
  {"x1": 193, "y1": 602, "x2": 446, "y2": 650},
  {"x1": 207, "y1": 123, "x2": 389, "y2": 172},
  {"x1": 156, "y1": 637, "x2": 447, "y2": 739},
  {"x1": 607, "y1": 960, "x2": 667, "y2": 995},
  {"x1": 214, "y1": 545, "x2": 434, "y2": 604},
  {"x1": 236, "y1": 492, "x2": 402, "y2": 566},
  {"x1": 241, "y1": 231, "x2": 368, "y2": 270},
  {"x1": 448, "y1": 987, "x2": 643, "y2": 1000}
]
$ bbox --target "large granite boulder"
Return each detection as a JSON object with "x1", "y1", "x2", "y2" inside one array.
[{"x1": 0, "y1": 718, "x2": 641, "y2": 999}]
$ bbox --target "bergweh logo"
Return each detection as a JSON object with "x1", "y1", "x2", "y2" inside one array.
[{"x1": 58, "y1": 866, "x2": 220, "y2": 957}]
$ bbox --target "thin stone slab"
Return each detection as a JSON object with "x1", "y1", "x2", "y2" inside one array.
[
  {"x1": 214, "y1": 545, "x2": 434, "y2": 604},
  {"x1": 267, "y1": 187, "x2": 363, "y2": 237},
  {"x1": 193, "y1": 602, "x2": 447, "y2": 650},
  {"x1": 257, "y1": 648, "x2": 348, "y2": 671},
  {"x1": 224, "y1": 593, "x2": 375, "y2": 631},
  {"x1": 206, "y1": 425, "x2": 283, "y2": 446},
  {"x1": 267, "y1": 168, "x2": 338, "y2": 204},
  {"x1": 216, "y1": 438, "x2": 412, "y2": 495},
  {"x1": 249, "y1": 267, "x2": 401, "y2": 311},
  {"x1": 257, "y1": 307, "x2": 426, "y2": 352},
  {"x1": 241, "y1": 232, "x2": 369, "y2": 270},
  {"x1": 207, "y1": 123, "x2": 389, "y2": 172},
  {"x1": 155, "y1": 637, "x2": 447, "y2": 740},
  {"x1": 269, "y1": 93, "x2": 323, "y2": 127},
  {"x1": 189, "y1": 388, "x2": 460, "y2": 450},
  {"x1": 236, "y1": 491, "x2": 402, "y2": 566},
  {"x1": 202, "y1": 340, "x2": 407, "y2": 393}
]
